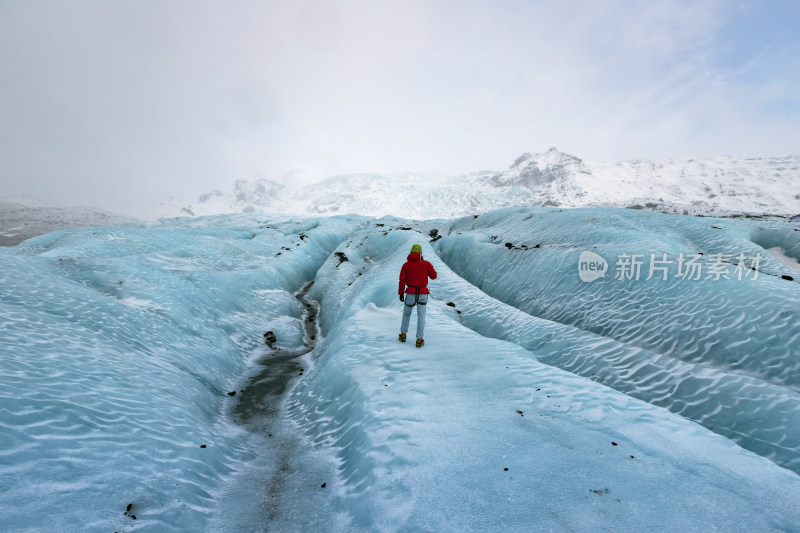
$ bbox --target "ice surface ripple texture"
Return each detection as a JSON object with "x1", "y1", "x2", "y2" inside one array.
[
  {"x1": 435, "y1": 207, "x2": 800, "y2": 473},
  {"x1": 0, "y1": 214, "x2": 361, "y2": 531},
  {"x1": 284, "y1": 224, "x2": 800, "y2": 531},
  {"x1": 3, "y1": 209, "x2": 800, "y2": 531}
]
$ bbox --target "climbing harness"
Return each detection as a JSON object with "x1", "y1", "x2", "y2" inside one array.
[{"x1": 404, "y1": 286, "x2": 428, "y2": 307}]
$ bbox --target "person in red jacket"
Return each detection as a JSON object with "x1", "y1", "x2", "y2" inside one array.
[{"x1": 398, "y1": 243, "x2": 437, "y2": 347}]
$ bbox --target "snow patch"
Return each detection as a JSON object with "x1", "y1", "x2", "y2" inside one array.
[{"x1": 768, "y1": 246, "x2": 800, "y2": 274}]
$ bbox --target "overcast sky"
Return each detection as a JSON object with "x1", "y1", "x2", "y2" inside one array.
[{"x1": 1, "y1": 0, "x2": 798, "y2": 209}]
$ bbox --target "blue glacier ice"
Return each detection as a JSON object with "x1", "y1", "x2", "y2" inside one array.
[
  {"x1": 1, "y1": 208, "x2": 800, "y2": 532},
  {"x1": 435, "y1": 207, "x2": 800, "y2": 473},
  {"x1": 0, "y1": 214, "x2": 365, "y2": 531}
]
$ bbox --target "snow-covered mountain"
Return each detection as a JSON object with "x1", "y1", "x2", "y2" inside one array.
[
  {"x1": 139, "y1": 149, "x2": 800, "y2": 220},
  {"x1": 133, "y1": 178, "x2": 287, "y2": 220},
  {"x1": 579, "y1": 152, "x2": 800, "y2": 215}
]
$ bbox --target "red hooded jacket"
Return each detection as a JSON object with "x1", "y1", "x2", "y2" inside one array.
[{"x1": 399, "y1": 252, "x2": 437, "y2": 295}]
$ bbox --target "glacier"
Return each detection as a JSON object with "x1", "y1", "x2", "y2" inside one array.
[
  {"x1": 128, "y1": 148, "x2": 800, "y2": 221},
  {"x1": 1, "y1": 207, "x2": 800, "y2": 532}
]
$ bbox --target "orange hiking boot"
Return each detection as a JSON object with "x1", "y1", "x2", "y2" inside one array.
[
  {"x1": 398, "y1": 332, "x2": 406, "y2": 343},
  {"x1": 416, "y1": 338, "x2": 424, "y2": 348}
]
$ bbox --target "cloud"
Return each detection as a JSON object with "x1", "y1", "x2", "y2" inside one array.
[{"x1": 0, "y1": 0, "x2": 797, "y2": 210}]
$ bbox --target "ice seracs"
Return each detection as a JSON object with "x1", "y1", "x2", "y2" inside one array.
[{"x1": 185, "y1": 178, "x2": 287, "y2": 216}]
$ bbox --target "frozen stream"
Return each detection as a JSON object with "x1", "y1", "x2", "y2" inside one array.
[{"x1": 232, "y1": 281, "x2": 319, "y2": 427}]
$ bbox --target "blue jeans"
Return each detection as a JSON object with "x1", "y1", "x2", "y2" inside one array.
[{"x1": 401, "y1": 293, "x2": 428, "y2": 339}]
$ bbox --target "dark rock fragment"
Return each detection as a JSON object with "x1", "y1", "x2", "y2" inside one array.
[{"x1": 264, "y1": 331, "x2": 277, "y2": 347}]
